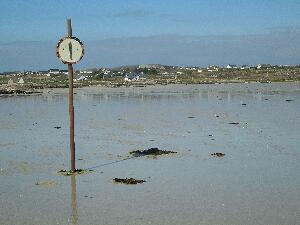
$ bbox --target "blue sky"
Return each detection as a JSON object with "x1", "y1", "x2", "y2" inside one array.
[{"x1": 1, "y1": 0, "x2": 300, "y2": 71}]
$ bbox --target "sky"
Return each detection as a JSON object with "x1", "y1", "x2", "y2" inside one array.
[{"x1": 0, "y1": 0, "x2": 300, "y2": 71}]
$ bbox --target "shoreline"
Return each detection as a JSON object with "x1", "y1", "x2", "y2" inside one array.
[{"x1": 1, "y1": 80, "x2": 300, "y2": 96}]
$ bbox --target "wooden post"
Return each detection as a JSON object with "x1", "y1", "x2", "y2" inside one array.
[{"x1": 67, "y1": 18, "x2": 75, "y2": 172}]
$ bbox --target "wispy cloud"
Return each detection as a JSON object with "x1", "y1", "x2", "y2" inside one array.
[
  {"x1": 158, "y1": 12, "x2": 193, "y2": 24},
  {"x1": 173, "y1": 18, "x2": 193, "y2": 24},
  {"x1": 1, "y1": 30, "x2": 300, "y2": 71},
  {"x1": 80, "y1": 30, "x2": 300, "y2": 67},
  {"x1": 267, "y1": 26, "x2": 300, "y2": 32},
  {"x1": 114, "y1": 9, "x2": 153, "y2": 18}
]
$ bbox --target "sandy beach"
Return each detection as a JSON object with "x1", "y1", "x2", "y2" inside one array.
[{"x1": 0, "y1": 83, "x2": 299, "y2": 225}]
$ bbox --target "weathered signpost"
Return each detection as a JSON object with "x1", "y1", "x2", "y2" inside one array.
[{"x1": 56, "y1": 19, "x2": 84, "y2": 172}]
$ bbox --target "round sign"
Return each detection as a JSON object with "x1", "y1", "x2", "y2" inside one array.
[{"x1": 56, "y1": 37, "x2": 84, "y2": 64}]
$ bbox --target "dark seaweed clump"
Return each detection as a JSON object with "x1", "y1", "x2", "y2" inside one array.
[
  {"x1": 211, "y1": 152, "x2": 225, "y2": 157},
  {"x1": 113, "y1": 178, "x2": 146, "y2": 185},
  {"x1": 228, "y1": 122, "x2": 240, "y2": 125},
  {"x1": 0, "y1": 89, "x2": 41, "y2": 95},
  {"x1": 129, "y1": 148, "x2": 177, "y2": 157},
  {"x1": 58, "y1": 169, "x2": 93, "y2": 176}
]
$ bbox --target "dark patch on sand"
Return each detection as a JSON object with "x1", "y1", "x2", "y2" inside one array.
[
  {"x1": 113, "y1": 178, "x2": 146, "y2": 185},
  {"x1": 58, "y1": 169, "x2": 94, "y2": 176},
  {"x1": 129, "y1": 148, "x2": 177, "y2": 157},
  {"x1": 211, "y1": 152, "x2": 225, "y2": 157},
  {"x1": 0, "y1": 89, "x2": 42, "y2": 95}
]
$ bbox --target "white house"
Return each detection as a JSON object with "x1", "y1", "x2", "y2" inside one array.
[
  {"x1": 18, "y1": 77, "x2": 25, "y2": 84},
  {"x1": 241, "y1": 65, "x2": 250, "y2": 70},
  {"x1": 48, "y1": 69, "x2": 60, "y2": 75},
  {"x1": 77, "y1": 75, "x2": 87, "y2": 81},
  {"x1": 124, "y1": 76, "x2": 130, "y2": 82},
  {"x1": 124, "y1": 73, "x2": 140, "y2": 82},
  {"x1": 226, "y1": 64, "x2": 238, "y2": 69},
  {"x1": 257, "y1": 64, "x2": 271, "y2": 69},
  {"x1": 207, "y1": 65, "x2": 219, "y2": 72},
  {"x1": 7, "y1": 79, "x2": 14, "y2": 86},
  {"x1": 159, "y1": 72, "x2": 170, "y2": 75},
  {"x1": 80, "y1": 70, "x2": 93, "y2": 74},
  {"x1": 60, "y1": 70, "x2": 68, "y2": 75}
]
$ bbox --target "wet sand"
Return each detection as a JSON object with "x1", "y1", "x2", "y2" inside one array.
[{"x1": 0, "y1": 83, "x2": 300, "y2": 225}]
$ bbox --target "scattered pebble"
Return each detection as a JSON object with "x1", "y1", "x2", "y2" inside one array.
[
  {"x1": 228, "y1": 122, "x2": 239, "y2": 125},
  {"x1": 54, "y1": 126, "x2": 61, "y2": 129},
  {"x1": 83, "y1": 195, "x2": 94, "y2": 198},
  {"x1": 242, "y1": 103, "x2": 247, "y2": 106},
  {"x1": 187, "y1": 116, "x2": 195, "y2": 118},
  {"x1": 285, "y1": 99, "x2": 293, "y2": 102}
]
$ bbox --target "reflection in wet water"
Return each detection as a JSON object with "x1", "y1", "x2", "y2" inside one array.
[
  {"x1": 1, "y1": 83, "x2": 299, "y2": 104},
  {"x1": 1, "y1": 83, "x2": 300, "y2": 225},
  {"x1": 70, "y1": 176, "x2": 78, "y2": 225}
]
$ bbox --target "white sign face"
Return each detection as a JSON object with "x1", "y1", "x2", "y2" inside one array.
[{"x1": 56, "y1": 37, "x2": 84, "y2": 64}]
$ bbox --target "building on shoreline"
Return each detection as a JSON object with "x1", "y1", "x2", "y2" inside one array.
[
  {"x1": 226, "y1": 64, "x2": 238, "y2": 69},
  {"x1": 257, "y1": 64, "x2": 271, "y2": 69}
]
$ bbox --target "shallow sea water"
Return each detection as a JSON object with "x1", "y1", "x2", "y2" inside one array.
[{"x1": 0, "y1": 83, "x2": 299, "y2": 225}]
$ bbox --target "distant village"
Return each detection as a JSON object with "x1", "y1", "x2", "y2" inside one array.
[{"x1": 1, "y1": 63, "x2": 300, "y2": 89}]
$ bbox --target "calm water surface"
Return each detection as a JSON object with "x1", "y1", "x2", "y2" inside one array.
[{"x1": 0, "y1": 83, "x2": 299, "y2": 225}]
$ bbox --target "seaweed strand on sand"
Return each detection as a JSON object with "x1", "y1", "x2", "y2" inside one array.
[
  {"x1": 129, "y1": 147, "x2": 177, "y2": 157},
  {"x1": 113, "y1": 178, "x2": 146, "y2": 185}
]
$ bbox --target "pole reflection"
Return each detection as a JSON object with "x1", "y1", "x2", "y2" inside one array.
[{"x1": 69, "y1": 175, "x2": 78, "y2": 225}]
